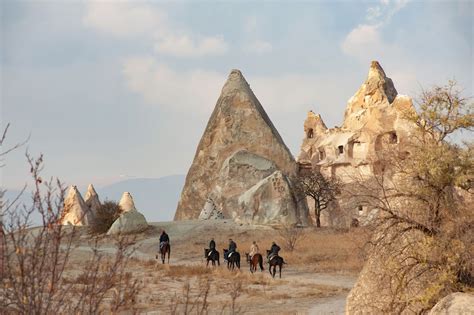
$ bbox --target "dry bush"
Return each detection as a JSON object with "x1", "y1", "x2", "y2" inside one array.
[
  {"x1": 346, "y1": 81, "x2": 474, "y2": 313},
  {"x1": 277, "y1": 224, "x2": 306, "y2": 251},
  {"x1": 89, "y1": 201, "x2": 122, "y2": 234},
  {"x1": 0, "y1": 143, "x2": 141, "y2": 313},
  {"x1": 168, "y1": 278, "x2": 211, "y2": 315}
]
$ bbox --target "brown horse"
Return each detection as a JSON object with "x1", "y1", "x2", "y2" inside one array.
[
  {"x1": 266, "y1": 250, "x2": 285, "y2": 278},
  {"x1": 245, "y1": 253, "x2": 264, "y2": 273},
  {"x1": 158, "y1": 242, "x2": 170, "y2": 264}
]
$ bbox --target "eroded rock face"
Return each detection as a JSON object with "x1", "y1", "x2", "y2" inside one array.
[
  {"x1": 428, "y1": 293, "x2": 474, "y2": 315},
  {"x1": 60, "y1": 186, "x2": 92, "y2": 226},
  {"x1": 198, "y1": 198, "x2": 224, "y2": 220},
  {"x1": 237, "y1": 171, "x2": 298, "y2": 225},
  {"x1": 107, "y1": 192, "x2": 148, "y2": 235},
  {"x1": 84, "y1": 184, "x2": 101, "y2": 219},
  {"x1": 175, "y1": 69, "x2": 309, "y2": 225},
  {"x1": 297, "y1": 61, "x2": 416, "y2": 226}
]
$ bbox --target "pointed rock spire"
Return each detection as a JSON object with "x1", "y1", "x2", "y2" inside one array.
[
  {"x1": 84, "y1": 184, "x2": 101, "y2": 217},
  {"x1": 119, "y1": 192, "x2": 136, "y2": 212},
  {"x1": 305, "y1": 111, "x2": 328, "y2": 135},
  {"x1": 343, "y1": 61, "x2": 398, "y2": 129},
  {"x1": 60, "y1": 185, "x2": 92, "y2": 226},
  {"x1": 175, "y1": 69, "x2": 309, "y2": 225}
]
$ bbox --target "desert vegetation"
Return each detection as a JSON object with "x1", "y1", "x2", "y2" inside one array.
[{"x1": 346, "y1": 81, "x2": 474, "y2": 313}]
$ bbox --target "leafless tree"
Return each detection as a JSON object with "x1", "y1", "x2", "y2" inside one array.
[
  {"x1": 295, "y1": 170, "x2": 341, "y2": 227},
  {"x1": 277, "y1": 224, "x2": 306, "y2": 251}
]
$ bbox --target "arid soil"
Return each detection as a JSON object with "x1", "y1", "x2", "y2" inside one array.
[{"x1": 67, "y1": 220, "x2": 368, "y2": 314}]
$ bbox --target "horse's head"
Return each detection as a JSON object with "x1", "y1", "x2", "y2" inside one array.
[
  {"x1": 245, "y1": 252, "x2": 250, "y2": 261},
  {"x1": 266, "y1": 250, "x2": 271, "y2": 255},
  {"x1": 204, "y1": 248, "x2": 209, "y2": 257},
  {"x1": 223, "y1": 249, "x2": 228, "y2": 254}
]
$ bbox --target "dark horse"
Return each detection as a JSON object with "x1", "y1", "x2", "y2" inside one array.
[
  {"x1": 157, "y1": 242, "x2": 170, "y2": 264},
  {"x1": 245, "y1": 253, "x2": 264, "y2": 273},
  {"x1": 204, "y1": 248, "x2": 220, "y2": 266},
  {"x1": 223, "y1": 249, "x2": 240, "y2": 270},
  {"x1": 266, "y1": 250, "x2": 285, "y2": 278}
]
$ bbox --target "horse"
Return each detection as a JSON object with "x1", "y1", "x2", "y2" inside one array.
[
  {"x1": 223, "y1": 249, "x2": 240, "y2": 270},
  {"x1": 158, "y1": 242, "x2": 170, "y2": 264},
  {"x1": 266, "y1": 250, "x2": 285, "y2": 278},
  {"x1": 245, "y1": 253, "x2": 264, "y2": 273},
  {"x1": 204, "y1": 248, "x2": 220, "y2": 267}
]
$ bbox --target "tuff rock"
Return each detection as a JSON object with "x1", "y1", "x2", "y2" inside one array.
[
  {"x1": 107, "y1": 192, "x2": 148, "y2": 235},
  {"x1": 60, "y1": 185, "x2": 93, "y2": 226},
  {"x1": 175, "y1": 69, "x2": 309, "y2": 225}
]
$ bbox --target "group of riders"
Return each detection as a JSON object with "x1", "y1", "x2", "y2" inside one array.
[
  {"x1": 158, "y1": 230, "x2": 282, "y2": 263},
  {"x1": 210, "y1": 238, "x2": 281, "y2": 263}
]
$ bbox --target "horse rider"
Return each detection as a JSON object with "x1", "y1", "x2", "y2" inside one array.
[
  {"x1": 228, "y1": 238, "x2": 237, "y2": 258},
  {"x1": 159, "y1": 230, "x2": 170, "y2": 250},
  {"x1": 268, "y1": 241, "x2": 281, "y2": 262},
  {"x1": 209, "y1": 238, "x2": 216, "y2": 255},
  {"x1": 249, "y1": 241, "x2": 259, "y2": 259}
]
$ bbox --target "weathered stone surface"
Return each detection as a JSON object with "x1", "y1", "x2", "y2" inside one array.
[
  {"x1": 119, "y1": 192, "x2": 136, "y2": 212},
  {"x1": 175, "y1": 69, "x2": 309, "y2": 225},
  {"x1": 60, "y1": 186, "x2": 92, "y2": 226},
  {"x1": 84, "y1": 184, "x2": 101, "y2": 219},
  {"x1": 107, "y1": 209, "x2": 148, "y2": 235},
  {"x1": 107, "y1": 192, "x2": 148, "y2": 235},
  {"x1": 237, "y1": 171, "x2": 298, "y2": 225},
  {"x1": 297, "y1": 61, "x2": 416, "y2": 226},
  {"x1": 428, "y1": 292, "x2": 474, "y2": 315},
  {"x1": 198, "y1": 198, "x2": 224, "y2": 220}
]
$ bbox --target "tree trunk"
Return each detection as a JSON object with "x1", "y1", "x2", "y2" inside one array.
[{"x1": 315, "y1": 199, "x2": 321, "y2": 227}]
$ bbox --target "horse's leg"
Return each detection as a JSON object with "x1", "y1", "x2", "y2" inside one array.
[
  {"x1": 167, "y1": 247, "x2": 170, "y2": 264},
  {"x1": 272, "y1": 266, "x2": 276, "y2": 278},
  {"x1": 279, "y1": 264, "x2": 282, "y2": 278},
  {"x1": 259, "y1": 257, "x2": 264, "y2": 272}
]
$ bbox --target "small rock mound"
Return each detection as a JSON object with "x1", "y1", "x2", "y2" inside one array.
[
  {"x1": 429, "y1": 293, "x2": 474, "y2": 315},
  {"x1": 107, "y1": 192, "x2": 148, "y2": 235},
  {"x1": 84, "y1": 184, "x2": 101, "y2": 219}
]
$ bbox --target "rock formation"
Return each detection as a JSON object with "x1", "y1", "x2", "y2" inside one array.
[
  {"x1": 429, "y1": 293, "x2": 474, "y2": 315},
  {"x1": 107, "y1": 192, "x2": 148, "y2": 235},
  {"x1": 175, "y1": 69, "x2": 309, "y2": 225},
  {"x1": 297, "y1": 61, "x2": 416, "y2": 226},
  {"x1": 198, "y1": 198, "x2": 224, "y2": 220},
  {"x1": 84, "y1": 184, "x2": 101, "y2": 219},
  {"x1": 60, "y1": 185, "x2": 93, "y2": 226}
]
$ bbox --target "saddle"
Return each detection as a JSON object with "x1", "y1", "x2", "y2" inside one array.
[{"x1": 268, "y1": 253, "x2": 278, "y2": 262}]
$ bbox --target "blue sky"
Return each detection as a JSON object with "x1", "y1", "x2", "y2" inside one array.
[{"x1": 1, "y1": 0, "x2": 473, "y2": 190}]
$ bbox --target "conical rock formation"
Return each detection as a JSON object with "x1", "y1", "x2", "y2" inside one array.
[
  {"x1": 118, "y1": 192, "x2": 136, "y2": 212},
  {"x1": 60, "y1": 186, "x2": 92, "y2": 226},
  {"x1": 175, "y1": 69, "x2": 309, "y2": 225},
  {"x1": 84, "y1": 184, "x2": 101, "y2": 219},
  {"x1": 107, "y1": 192, "x2": 148, "y2": 235}
]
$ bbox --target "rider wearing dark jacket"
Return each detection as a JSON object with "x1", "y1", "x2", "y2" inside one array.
[
  {"x1": 160, "y1": 230, "x2": 170, "y2": 248},
  {"x1": 209, "y1": 238, "x2": 216, "y2": 251},
  {"x1": 270, "y1": 242, "x2": 280, "y2": 256},
  {"x1": 228, "y1": 239, "x2": 237, "y2": 253}
]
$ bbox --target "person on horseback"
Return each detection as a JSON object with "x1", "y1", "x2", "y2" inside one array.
[
  {"x1": 249, "y1": 241, "x2": 259, "y2": 259},
  {"x1": 159, "y1": 230, "x2": 170, "y2": 250},
  {"x1": 228, "y1": 238, "x2": 237, "y2": 258},
  {"x1": 209, "y1": 238, "x2": 216, "y2": 255},
  {"x1": 267, "y1": 241, "x2": 281, "y2": 262}
]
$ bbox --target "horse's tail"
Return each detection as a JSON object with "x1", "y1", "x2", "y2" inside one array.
[{"x1": 259, "y1": 256, "x2": 264, "y2": 270}]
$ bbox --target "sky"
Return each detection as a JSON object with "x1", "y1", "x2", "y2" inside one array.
[{"x1": 1, "y1": 0, "x2": 473, "y2": 190}]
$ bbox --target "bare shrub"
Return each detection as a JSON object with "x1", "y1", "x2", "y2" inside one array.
[
  {"x1": 346, "y1": 81, "x2": 474, "y2": 313},
  {"x1": 0, "y1": 132, "x2": 141, "y2": 313},
  {"x1": 89, "y1": 201, "x2": 122, "y2": 234},
  {"x1": 277, "y1": 224, "x2": 306, "y2": 251},
  {"x1": 168, "y1": 278, "x2": 211, "y2": 315}
]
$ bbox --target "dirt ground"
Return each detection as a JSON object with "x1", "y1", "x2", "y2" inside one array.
[{"x1": 67, "y1": 220, "x2": 368, "y2": 314}]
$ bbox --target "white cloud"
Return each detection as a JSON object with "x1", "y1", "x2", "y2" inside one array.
[
  {"x1": 83, "y1": 2, "x2": 166, "y2": 38},
  {"x1": 83, "y1": 1, "x2": 228, "y2": 58},
  {"x1": 122, "y1": 57, "x2": 347, "y2": 115},
  {"x1": 122, "y1": 57, "x2": 225, "y2": 112},
  {"x1": 341, "y1": 0, "x2": 411, "y2": 61},
  {"x1": 243, "y1": 39, "x2": 273, "y2": 55},
  {"x1": 154, "y1": 34, "x2": 228, "y2": 57}
]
